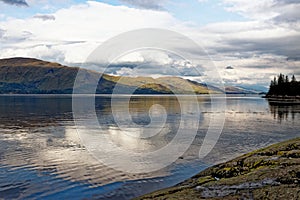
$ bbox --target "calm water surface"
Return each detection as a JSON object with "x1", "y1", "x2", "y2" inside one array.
[{"x1": 0, "y1": 95, "x2": 299, "y2": 199}]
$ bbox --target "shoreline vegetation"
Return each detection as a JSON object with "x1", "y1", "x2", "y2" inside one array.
[
  {"x1": 264, "y1": 74, "x2": 300, "y2": 102},
  {"x1": 136, "y1": 138, "x2": 300, "y2": 200}
]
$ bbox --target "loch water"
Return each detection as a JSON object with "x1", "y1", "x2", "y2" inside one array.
[{"x1": 0, "y1": 95, "x2": 299, "y2": 199}]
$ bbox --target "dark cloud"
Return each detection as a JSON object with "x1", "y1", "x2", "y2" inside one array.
[
  {"x1": 273, "y1": 1, "x2": 300, "y2": 23},
  {"x1": 120, "y1": 0, "x2": 166, "y2": 10},
  {"x1": 265, "y1": 0, "x2": 300, "y2": 23},
  {"x1": 0, "y1": 0, "x2": 28, "y2": 6},
  {"x1": 224, "y1": 0, "x2": 300, "y2": 24},
  {"x1": 243, "y1": 65, "x2": 274, "y2": 69},
  {"x1": 214, "y1": 34, "x2": 300, "y2": 60},
  {"x1": 226, "y1": 66, "x2": 234, "y2": 69},
  {"x1": 286, "y1": 56, "x2": 300, "y2": 61},
  {"x1": 275, "y1": 0, "x2": 300, "y2": 5},
  {"x1": 33, "y1": 14, "x2": 56, "y2": 21}
]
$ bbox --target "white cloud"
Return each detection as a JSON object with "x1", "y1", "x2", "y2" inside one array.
[
  {"x1": 116, "y1": 52, "x2": 145, "y2": 63},
  {"x1": 223, "y1": 0, "x2": 278, "y2": 20},
  {"x1": 223, "y1": 0, "x2": 300, "y2": 23},
  {"x1": 0, "y1": 0, "x2": 299, "y2": 88},
  {"x1": 0, "y1": 1, "x2": 182, "y2": 63}
]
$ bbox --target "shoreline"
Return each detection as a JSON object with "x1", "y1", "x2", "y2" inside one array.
[
  {"x1": 264, "y1": 95, "x2": 300, "y2": 105},
  {"x1": 136, "y1": 137, "x2": 300, "y2": 199},
  {"x1": 263, "y1": 95, "x2": 300, "y2": 99}
]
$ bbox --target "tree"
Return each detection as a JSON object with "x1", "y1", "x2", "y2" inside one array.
[
  {"x1": 273, "y1": 77, "x2": 277, "y2": 85},
  {"x1": 267, "y1": 73, "x2": 300, "y2": 97},
  {"x1": 291, "y1": 75, "x2": 296, "y2": 83},
  {"x1": 278, "y1": 73, "x2": 284, "y2": 84}
]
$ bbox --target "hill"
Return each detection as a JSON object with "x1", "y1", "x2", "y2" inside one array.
[
  {"x1": 0, "y1": 57, "x2": 219, "y2": 94},
  {"x1": 225, "y1": 86, "x2": 261, "y2": 94}
]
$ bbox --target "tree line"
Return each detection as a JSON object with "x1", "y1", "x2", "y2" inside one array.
[{"x1": 267, "y1": 74, "x2": 299, "y2": 96}]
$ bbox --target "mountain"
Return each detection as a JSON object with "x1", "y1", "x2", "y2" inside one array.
[
  {"x1": 0, "y1": 57, "x2": 220, "y2": 94},
  {"x1": 225, "y1": 86, "x2": 262, "y2": 94}
]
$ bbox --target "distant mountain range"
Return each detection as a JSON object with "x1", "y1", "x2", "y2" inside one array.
[
  {"x1": 224, "y1": 86, "x2": 263, "y2": 94},
  {"x1": 0, "y1": 58, "x2": 262, "y2": 94}
]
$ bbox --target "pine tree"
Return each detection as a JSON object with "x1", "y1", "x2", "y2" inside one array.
[
  {"x1": 285, "y1": 75, "x2": 289, "y2": 83},
  {"x1": 291, "y1": 75, "x2": 296, "y2": 83},
  {"x1": 273, "y1": 77, "x2": 277, "y2": 85},
  {"x1": 267, "y1": 73, "x2": 299, "y2": 97},
  {"x1": 278, "y1": 73, "x2": 284, "y2": 84}
]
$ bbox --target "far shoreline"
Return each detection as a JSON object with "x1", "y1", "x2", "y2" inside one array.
[{"x1": 263, "y1": 95, "x2": 300, "y2": 104}]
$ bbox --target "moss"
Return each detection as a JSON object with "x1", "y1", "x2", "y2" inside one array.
[
  {"x1": 197, "y1": 176, "x2": 215, "y2": 184},
  {"x1": 136, "y1": 137, "x2": 300, "y2": 200},
  {"x1": 214, "y1": 167, "x2": 241, "y2": 178},
  {"x1": 283, "y1": 150, "x2": 300, "y2": 158}
]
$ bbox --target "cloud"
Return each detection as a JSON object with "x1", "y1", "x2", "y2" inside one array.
[
  {"x1": 0, "y1": 1, "x2": 181, "y2": 63},
  {"x1": 223, "y1": 0, "x2": 277, "y2": 20},
  {"x1": 88, "y1": 50, "x2": 203, "y2": 77},
  {"x1": 0, "y1": 0, "x2": 28, "y2": 6},
  {"x1": 113, "y1": 62, "x2": 201, "y2": 77},
  {"x1": 120, "y1": 0, "x2": 167, "y2": 10},
  {"x1": 226, "y1": 66, "x2": 234, "y2": 69},
  {"x1": 223, "y1": 0, "x2": 300, "y2": 23},
  {"x1": 0, "y1": 28, "x2": 5, "y2": 38},
  {"x1": 33, "y1": 14, "x2": 55, "y2": 21},
  {"x1": 241, "y1": 65, "x2": 275, "y2": 69},
  {"x1": 214, "y1": 33, "x2": 300, "y2": 60},
  {"x1": 197, "y1": 0, "x2": 300, "y2": 82},
  {"x1": 0, "y1": 29, "x2": 33, "y2": 45},
  {"x1": 0, "y1": 0, "x2": 299, "y2": 88}
]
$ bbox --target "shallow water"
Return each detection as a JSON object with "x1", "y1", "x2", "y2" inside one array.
[{"x1": 0, "y1": 95, "x2": 299, "y2": 199}]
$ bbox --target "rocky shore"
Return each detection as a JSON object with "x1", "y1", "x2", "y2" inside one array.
[{"x1": 136, "y1": 138, "x2": 300, "y2": 199}]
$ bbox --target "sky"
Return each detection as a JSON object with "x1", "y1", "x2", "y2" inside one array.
[{"x1": 0, "y1": 0, "x2": 299, "y2": 90}]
